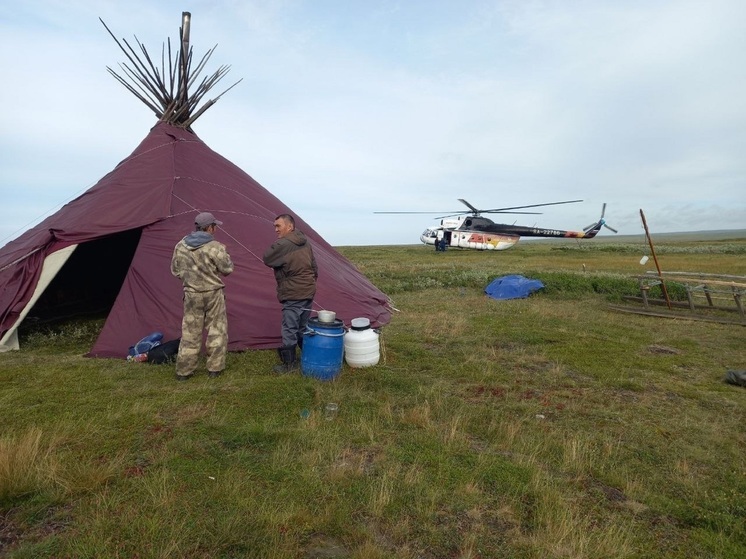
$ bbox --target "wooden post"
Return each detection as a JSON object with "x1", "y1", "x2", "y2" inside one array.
[
  {"x1": 704, "y1": 284, "x2": 714, "y2": 307},
  {"x1": 733, "y1": 286, "x2": 745, "y2": 318},
  {"x1": 640, "y1": 209, "x2": 671, "y2": 309},
  {"x1": 639, "y1": 278, "x2": 650, "y2": 308}
]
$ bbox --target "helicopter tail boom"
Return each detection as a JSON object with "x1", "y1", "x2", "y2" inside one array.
[{"x1": 474, "y1": 203, "x2": 615, "y2": 239}]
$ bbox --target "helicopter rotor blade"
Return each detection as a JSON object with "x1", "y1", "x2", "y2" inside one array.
[
  {"x1": 583, "y1": 222, "x2": 597, "y2": 232},
  {"x1": 433, "y1": 210, "x2": 543, "y2": 219},
  {"x1": 604, "y1": 223, "x2": 618, "y2": 234},
  {"x1": 434, "y1": 213, "x2": 467, "y2": 219},
  {"x1": 457, "y1": 199, "x2": 482, "y2": 214},
  {"x1": 480, "y1": 199, "x2": 583, "y2": 213},
  {"x1": 600, "y1": 202, "x2": 607, "y2": 219},
  {"x1": 481, "y1": 211, "x2": 543, "y2": 215},
  {"x1": 373, "y1": 211, "x2": 459, "y2": 214},
  {"x1": 435, "y1": 212, "x2": 469, "y2": 219},
  {"x1": 376, "y1": 198, "x2": 583, "y2": 218}
]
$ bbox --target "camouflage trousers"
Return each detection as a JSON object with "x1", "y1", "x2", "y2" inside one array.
[{"x1": 176, "y1": 289, "x2": 228, "y2": 376}]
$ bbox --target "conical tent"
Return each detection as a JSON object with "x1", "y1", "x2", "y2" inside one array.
[
  {"x1": 0, "y1": 14, "x2": 391, "y2": 357},
  {"x1": 0, "y1": 122, "x2": 391, "y2": 357}
]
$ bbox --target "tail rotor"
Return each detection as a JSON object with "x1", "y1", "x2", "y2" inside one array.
[{"x1": 584, "y1": 203, "x2": 618, "y2": 234}]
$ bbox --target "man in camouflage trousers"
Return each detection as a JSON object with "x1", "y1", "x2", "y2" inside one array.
[{"x1": 171, "y1": 212, "x2": 234, "y2": 380}]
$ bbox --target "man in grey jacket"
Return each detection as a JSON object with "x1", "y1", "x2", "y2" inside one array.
[
  {"x1": 263, "y1": 214, "x2": 318, "y2": 373},
  {"x1": 171, "y1": 212, "x2": 234, "y2": 380}
]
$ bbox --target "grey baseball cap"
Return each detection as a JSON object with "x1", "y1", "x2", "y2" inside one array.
[{"x1": 195, "y1": 212, "x2": 222, "y2": 227}]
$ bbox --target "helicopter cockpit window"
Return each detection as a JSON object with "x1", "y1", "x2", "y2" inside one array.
[{"x1": 422, "y1": 229, "x2": 437, "y2": 238}]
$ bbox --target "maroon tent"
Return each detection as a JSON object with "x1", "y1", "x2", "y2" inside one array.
[{"x1": 0, "y1": 122, "x2": 391, "y2": 356}]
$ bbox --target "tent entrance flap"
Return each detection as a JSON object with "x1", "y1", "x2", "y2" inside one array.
[
  {"x1": 0, "y1": 227, "x2": 142, "y2": 352},
  {"x1": 0, "y1": 245, "x2": 77, "y2": 352},
  {"x1": 25, "y1": 229, "x2": 142, "y2": 325}
]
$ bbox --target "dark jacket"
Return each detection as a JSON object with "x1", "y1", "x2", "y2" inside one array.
[{"x1": 262, "y1": 230, "x2": 318, "y2": 302}]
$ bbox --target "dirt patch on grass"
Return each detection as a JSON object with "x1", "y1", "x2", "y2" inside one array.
[
  {"x1": 0, "y1": 511, "x2": 23, "y2": 554},
  {"x1": 586, "y1": 478, "x2": 627, "y2": 503},
  {"x1": 647, "y1": 344, "x2": 682, "y2": 355},
  {"x1": 303, "y1": 534, "x2": 349, "y2": 559},
  {"x1": 329, "y1": 445, "x2": 380, "y2": 478},
  {"x1": 465, "y1": 384, "x2": 507, "y2": 402},
  {"x1": 0, "y1": 505, "x2": 71, "y2": 555},
  {"x1": 599, "y1": 484, "x2": 627, "y2": 502}
]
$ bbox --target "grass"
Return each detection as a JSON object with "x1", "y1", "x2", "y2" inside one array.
[{"x1": 1, "y1": 238, "x2": 745, "y2": 558}]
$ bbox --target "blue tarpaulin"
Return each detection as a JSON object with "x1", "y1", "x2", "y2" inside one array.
[{"x1": 484, "y1": 275, "x2": 545, "y2": 300}]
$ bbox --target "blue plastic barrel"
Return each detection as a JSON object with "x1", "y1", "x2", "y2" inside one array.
[{"x1": 301, "y1": 318, "x2": 345, "y2": 381}]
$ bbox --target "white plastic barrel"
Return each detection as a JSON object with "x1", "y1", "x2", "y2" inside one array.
[{"x1": 344, "y1": 318, "x2": 380, "y2": 368}]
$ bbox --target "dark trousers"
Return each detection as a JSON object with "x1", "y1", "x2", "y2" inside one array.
[{"x1": 281, "y1": 299, "x2": 313, "y2": 347}]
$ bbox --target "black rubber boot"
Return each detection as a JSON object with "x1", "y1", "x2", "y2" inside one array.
[{"x1": 273, "y1": 345, "x2": 298, "y2": 374}]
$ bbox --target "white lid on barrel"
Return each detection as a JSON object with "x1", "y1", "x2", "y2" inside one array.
[{"x1": 350, "y1": 317, "x2": 371, "y2": 330}]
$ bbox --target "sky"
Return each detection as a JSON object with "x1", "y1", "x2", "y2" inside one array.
[{"x1": 1, "y1": 0, "x2": 744, "y2": 247}]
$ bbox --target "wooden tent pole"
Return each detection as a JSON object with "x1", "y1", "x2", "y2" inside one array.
[
  {"x1": 102, "y1": 12, "x2": 239, "y2": 127},
  {"x1": 178, "y1": 12, "x2": 192, "y2": 114},
  {"x1": 640, "y1": 209, "x2": 672, "y2": 309}
]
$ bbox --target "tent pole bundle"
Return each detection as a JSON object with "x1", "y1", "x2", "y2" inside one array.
[{"x1": 100, "y1": 12, "x2": 242, "y2": 130}]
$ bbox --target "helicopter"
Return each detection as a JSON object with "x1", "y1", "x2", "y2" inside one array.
[{"x1": 376, "y1": 199, "x2": 617, "y2": 251}]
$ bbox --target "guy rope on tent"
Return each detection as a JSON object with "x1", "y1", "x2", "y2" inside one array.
[{"x1": 100, "y1": 12, "x2": 242, "y2": 130}]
